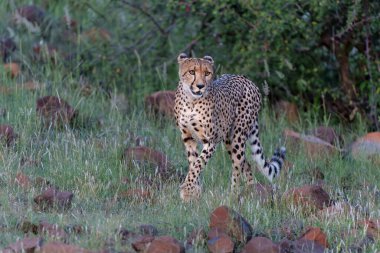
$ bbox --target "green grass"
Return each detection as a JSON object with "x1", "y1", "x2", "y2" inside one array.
[
  {"x1": 1, "y1": 76, "x2": 379, "y2": 252},
  {"x1": 0, "y1": 1, "x2": 379, "y2": 252}
]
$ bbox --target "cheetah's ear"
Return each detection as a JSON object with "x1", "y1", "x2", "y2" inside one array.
[
  {"x1": 177, "y1": 53, "x2": 188, "y2": 63},
  {"x1": 203, "y1": 55, "x2": 214, "y2": 65}
]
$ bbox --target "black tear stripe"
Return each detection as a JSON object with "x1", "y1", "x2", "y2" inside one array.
[{"x1": 191, "y1": 72, "x2": 196, "y2": 87}]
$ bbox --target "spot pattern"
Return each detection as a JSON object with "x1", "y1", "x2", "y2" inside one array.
[{"x1": 174, "y1": 53, "x2": 286, "y2": 201}]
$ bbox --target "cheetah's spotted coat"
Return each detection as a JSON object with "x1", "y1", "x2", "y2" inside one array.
[{"x1": 174, "y1": 53, "x2": 286, "y2": 201}]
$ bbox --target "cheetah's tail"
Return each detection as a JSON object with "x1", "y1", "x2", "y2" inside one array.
[{"x1": 265, "y1": 146, "x2": 286, "y2": 182}]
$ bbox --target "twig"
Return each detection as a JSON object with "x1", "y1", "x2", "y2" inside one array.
[{"x1": 121, "y1": 0, "x2": 167, "y2": 36}]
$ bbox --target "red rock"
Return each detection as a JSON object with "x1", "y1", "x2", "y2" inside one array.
[
  {"x1": 15, "y1": 172, "x2": 32, "y2": 189},
  {"x1": 209, "y1": 205, "x2": 253, "y2": 243},
  {"x1": 241, "y1": 237, "x2": 280, "y2": 253},
  {"x1": 14, "y1": 5, "x2": 45, "y2": 25},
  {"x1": 309, "y1": 126, "x2": 340, "y2": 145},
  {"x1": 274, "y1": 100, "x2": 299, "y2": 124},
  {"x1": 35, "y1": 241, "x2": 93, "y2": 253},
  {"x1": 0, "y1": 124, "x2": 17, "y2": 146},
  {"x1": 299, "y1": 227, "x2": 329, "y2": 248},
  {"x1": 279, "y1": 238, "x2": 325, "y2": 253},
  {"x1": 3, "y1": 62, "x2": 20, "y2": 78},
  {"x1": 208, "y1": 227, "x2": 227, "y2": 240},
  {"x1": 3, "y1": 237, "x2": 43, "y2": 253},
  {"x1": 34, "y1": 187, "x2": 74, "y2": 211},
  {"x1": 145, "y1": 90, "x2": 176, "y2": 118},
  {"x1": 36, "y1": 96, "x2": 77, "y2": 127},
  {"x1": 146, "y1": 236, "x2": 185, "y2": 253},
  {"x1": 207, "y1": 233, "x2": 234, "y2": 253},
  {"x1": 284, "y1": 129, "x2": 339, "y2": 159},
  {"x1": 284, "y1": 185, "x2": 332, "y2": 211},
  {"x1": 358, "y1": 219, "x2": 380, "y2": 240},
  {"x1": 39, "y1": 221, "x2": 68, "y2": 240},
  {"x1": 131, "y1": 235, "x2": 155, "y2": 252},
  {"x1": 350, "y1": 132, "x2": 380, "y2": 162},
  {"x1": 123, "y1": 146, "x2": 173, "y2": 176}
]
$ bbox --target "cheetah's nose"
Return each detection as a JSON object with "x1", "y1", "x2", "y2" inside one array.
[{"x1": 196, "y1": 84, "x2": 205, "y2": 89}]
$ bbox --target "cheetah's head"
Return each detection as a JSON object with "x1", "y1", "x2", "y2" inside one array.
[{"x1": 177, "y1": 53, "x2": 214, "y2": 99}]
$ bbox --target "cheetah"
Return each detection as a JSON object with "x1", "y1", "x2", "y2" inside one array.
[{"x1": 174, "y1": 53, "x2": 286, "y2": 202}]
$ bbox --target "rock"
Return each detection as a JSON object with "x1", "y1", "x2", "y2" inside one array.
[
  {"x1": 274, "y1": 100, "x2": 299, "y2": 124},
  {"x1": 349, "y1": 132, "x2": 380, "y2": 162},
  {"x1": 145, "y1": 90, "x2": 176, "y2": 118},
  {"x1": 14, "y1": 5, "x2": 45, "y2": 25},
  {"x1": 146, "y1": 236, "x2": 185, "y2": 253},
  {"x1": 279, "y1": 238, "x2": 325, "y2": 253},
  {"x1": 284, "y1": 185, "x2": 332, "y2": 211},
  {"x1": 207, "y1": 233, "x2": 234, "y2": 253},
  {"x1": 34, "y1": 187, "x2": 74, "y2": 211},
  {"x1": 299, "y1": 227, "x2": 329, "y2": 248},
  {"x1": 15, "y1": 172, "x2": 32, "y2": 189},
  {"x1": 122, "y1": 146, "x2": 173, "y2": 176},
  {"x1": 131, "y1": 235, "x2": 155, "y2": 252},
  {"x1": 309, "y1": 126, "x2": 340, "y2": 146},
  {"x1": 209, "y1": 205, "x2": 253, "y2": 243},
  {"x1": 0, "y1": 37, "x2": 16, "y2": 62},
  {"x1": 284, "y1": 129, "x2": 339, "y2": 159},
  {"x1": 241, "y1": 237, "x2": 280, "y2": 253},
  {"x1": 2, "y1": 237, "x2": 43, "y2": 253},
  {"x1": 0, "y1": 124, "x2": 17, "y2": 146},
  {"x1": 35, "y1": 241, "x2": 93, "y2": 253},
  {"x1": 38, "y1": 221, "x2": 68, "y2": 240},
  {"x1": 3, "y1": 62, "x2": 20, "y2": 78},
  {"x1": 139, "y1": 224, "x2": 158, "y2": 236},
  {"x1": 36, "y1": 96, "x2": 77, "y2": 127},
  {"x1": 358, "y1": 219, "x2": 380, "y2": 240}
]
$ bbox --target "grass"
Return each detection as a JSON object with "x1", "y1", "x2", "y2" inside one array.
[
  {"x1": 1, "y1": 75, "x2": 379, "y2": 252},
  {"x1": 0, "y1": 1, "x2": 379, "y2": 252}
]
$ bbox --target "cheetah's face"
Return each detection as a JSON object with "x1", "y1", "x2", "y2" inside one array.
[{"x1": 177, "y1": 53, "x2": 214, "y2": 99}]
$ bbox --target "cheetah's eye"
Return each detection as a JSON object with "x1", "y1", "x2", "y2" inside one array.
[
  {"x1": 189, "y1": 70, "x2": 195, "y2": 75},
  {"x1": 205, "y1": 71, "x2": 211, "y2": 76}
]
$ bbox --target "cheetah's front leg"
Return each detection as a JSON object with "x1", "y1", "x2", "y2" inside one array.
[{"x1": 180, "y1": 142, "x2": 216, "y2": 202}]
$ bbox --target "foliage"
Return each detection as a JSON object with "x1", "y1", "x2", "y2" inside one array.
[{"x1": 1, "y1": 0, "x2": 379, "y2": 123}]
